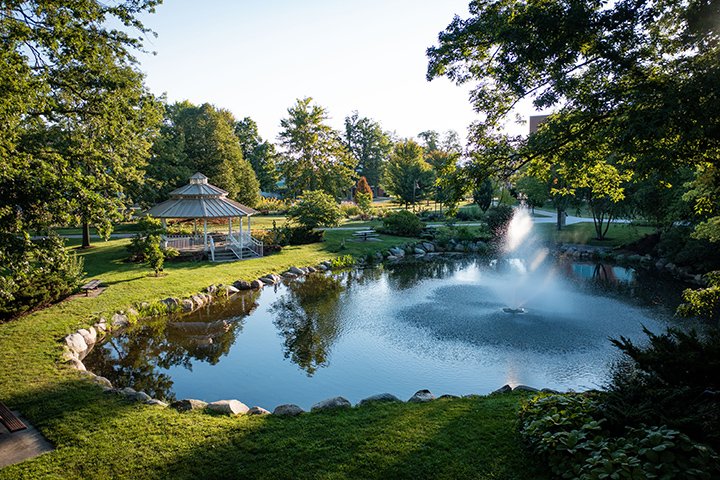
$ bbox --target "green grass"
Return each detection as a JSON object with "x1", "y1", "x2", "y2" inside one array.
[
  {"x1": 0, "y1": 232, "x2": 548, "y2": 479},
  {"x1": 534, "y1": 222, "x2": 656, "y2": 247}
]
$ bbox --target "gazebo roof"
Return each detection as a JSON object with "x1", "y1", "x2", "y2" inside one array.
[{"x1": 145, "y1": 173, "x2": 258, "y2": 219}]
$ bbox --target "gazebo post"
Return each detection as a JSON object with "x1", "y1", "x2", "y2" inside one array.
[
  {"x1": 228, "y1": 217, "x2": 232, "y2": 241},
  {"x1": 247, "y1": 215, "x2": 251, "y2": 233},
  {"x1": 240, "y1": 217, "x2": 244, "y2": 251},
  {"x1": 203, "y1": 218, "x2": 208, "y2": 250}
]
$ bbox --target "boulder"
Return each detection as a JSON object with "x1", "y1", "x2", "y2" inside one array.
[
  {"x1": 358, "y1": 393, "x2": 401, "y2": 406},
  {"x1": 94, "y1": 322, "x2": 108, "y2": 335},
  {"x1": 247, "y1": 406, "x2": 271, "y2": 416},
  {"x1": 68, "y1": 358, "x2": 86, "y2": 371},
  {"x1": 125, "y1": 307, "x2": 139, "y2": 318},
  {"x1": 234, "y1": 280, "x2": 252, "y2": 290},
  {"x1": 316, "y1": 264, "x2": 328, "y2": 271},
  {"x1": 250, "y1": 279, "x2": 263, "y2": 289},
  {"x1": 180, "y1": 299, "x2": 194, "y2": 312},
  {"x1": 282, "y1": 272, "x2": 298, "y2": 279},
  {"x1": 92, "y1": 376, "x2": 113, "y2": 388},
  {"x1": 207, "y1": 399, "x2": 249, "y2": 416},
  {"x1": 492, "y1": 384, "x2": 512, "y2": 394},
  {"x1": 513, "y1": 385, "x2": 539, "y2": 393},
  {"x1": 311, "y1": 396, "x2": 351, "y2": 412},
  {"x1": 386, "y1": 255, "x2": 398, "y2": 261},
  {"x1": 120, "y1": 387, "x2": 137, "y2": 396},
  {"x1": 289, "y1": 266, "x2": 305, "y2": 275},
  {"x1": 414, "y1": 247, "x2": 426, "y2": 255},
  {"x1": 225, "y1": 285, "x2": 240, "y2": 294},
  {"x1": 78, "y1": 327, "x2": 97, "y2": 346},
  {"x1": 111, "y1": 313, "x2": 129, "y2": 328},
  {"x1": 206, "y1": 284, "x2": 218, "y2": 294},
  {"x1": 161, "y1": 297, "x2": 179, "y2": 309},
  {"x1": 61, "y1": 348, "x2": 79, "y2": 362},
  {"x1": 272, "y1": 404, "x2": 304, "y2": 417},
  {"x1": 65, "y1": 333, "x2": 88, "y2": 354},
  {"x1": 259, "y1": 276, "x2": 275, "y2": 285},
  {"x1": 389, "y1": 247, "x2": 405, "y2": 257},
  {"x1": 408, "y1": 389, "x2": 435, "y2": 403},
  {"x1": 191, "y1": 295, "x2": 205, "y2": 308},
  {"x1": 170, "y1": 399, "x2": 208, "y2": 412},
  {"x1": 131, "y1": 391, "x2": 152, "y2": 402},
  {"x1": 307, "y1": 266, "x2": 317, "y2": 273},
  {"x1": 453, "y1": 243, "x2": 466, "y2": 253},
  {"x1": 146, "y1": 399, "x2": 168, "y2": 407},
  {"x1": 422, "y1": 242, "x2": 435, "y2": 252}
]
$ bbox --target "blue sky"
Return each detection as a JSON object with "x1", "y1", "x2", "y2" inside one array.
[{"x1": 137, "y1": 1, "x2": 532, "y2": 143}]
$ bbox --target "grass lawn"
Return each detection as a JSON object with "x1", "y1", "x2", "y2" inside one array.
[
  {"x1": 534, "y1": 222, "x2": 656, "y2": 247},
  {"x1": 0, "y1": 231, "x2": 547, "y2": 479}
]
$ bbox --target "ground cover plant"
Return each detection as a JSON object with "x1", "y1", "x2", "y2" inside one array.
[{"x1": 0, "y1": 233, "x2": 549, "y2": 479}]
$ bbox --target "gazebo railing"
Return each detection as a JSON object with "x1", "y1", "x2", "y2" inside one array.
[{"x1": 164, "y1": 235, "x2": 202, "y2": 251}]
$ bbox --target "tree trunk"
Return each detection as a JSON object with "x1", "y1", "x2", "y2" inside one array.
[
  {"x1": 556, "y1": 207, "x2": 563, "y2": 231},
  {"x1": 82, "y1": 221, "x2": 91, "y2": 248}
]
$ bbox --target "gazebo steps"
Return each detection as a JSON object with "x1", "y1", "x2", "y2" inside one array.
[{"x1": 211, "y1": 248, "x2": 261, "y2": 262}]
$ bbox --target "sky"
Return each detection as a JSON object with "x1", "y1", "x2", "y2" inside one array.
[{"x1": 136, "y1": 0, "x2": 534, "y2": 144}]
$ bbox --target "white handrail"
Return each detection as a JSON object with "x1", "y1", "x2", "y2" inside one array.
[{"x1": 209, "y1": 237, "x2": 215, "y2": 262}]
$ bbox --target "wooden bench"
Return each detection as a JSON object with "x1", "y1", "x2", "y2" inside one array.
[
  {"x1": 352, "y1": 230, "x2": 379, "y2": 241},
  {"x1": 0, "y1": 402, "x2": 27, "y2": 433},
  {"x1": 80, "y1": 279, "x2": 101, "y2": 296}
]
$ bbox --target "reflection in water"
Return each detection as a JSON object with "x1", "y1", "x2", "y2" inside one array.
[
  {"x1": 83, "y1": 290, "x2": 260, "y2": 400},
  {"x1": 271, "y1": 274, "x2": 345, "y2": 376}
]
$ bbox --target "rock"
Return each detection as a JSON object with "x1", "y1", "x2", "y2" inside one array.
[
  {"x1": 131, "y1": 391, "x2": 152, "y2": 402},
  {"x1": 207, "y1": 399, "x2": 249, "y2": 415},
  {"x1": 92, "y1": 376, "x2": 113, "y2": 388},
  {"x1": 282, "y1": 272, "x2": 298, "y2": 279},
  {"x1": 180, "y1": 299, "x2": 194, "y2": 312},
  {"x1": 120, "y1": 387, "x2": 137, "y2": 396},
  {"x1": 272, "y1": 404, "x2": 304, "y2": 416},
  {"x1": 289, "y1": 266, "x2": 305, "y2": 275},
  {"x1": 61, "y1": 348, "x2": 79, "y2": 362},
  {"x1": 170, "y1": 399, "x2": 208, "y2": 412},
  {"x1": 111, "y1": 313, "x2": 129, "y2": 328},
  {"x1": 389, "y1": 247, "x2": 405, "y2": 257},
  {"x1": 94, "y1": 322, "x2": 108, "y2": 335},
  {"x1": 78, "y1": 327, "x2": 97, "y2": 346},
  {"x1": 492, "y1": 384, "x2": 512, "y2": 394},
  {"x1": 386, "y1": 255, "x2": 398, "y2": 261},
  {"x1": 146, "y1": 399, "x2": 168, "y2": 407},
  {"x1": 233, "y1": 280, "x2": 252, "y2": 290},
  {"x1": 422, "y1": 242, "x2": 435, "y2": 252},
  {"x1": 307, "y1": 266, "x2": 317, "y2": 273},
  {"x1": 161, "y1": 297, "x2": 179, "y2": 309},
  {"x1": 316, "y1": 264, "x2": 328, "y2": 271},
  {"x1": 250, "y1": 279, "x2": 263, "y2": 289},
  {"x1": 207, "y1": 284, "x2": 218, "y2": 294},
  {"x1": 68, "y1": 358, "x2": 86, "y2": 371},
  {"x1": 414, "y1": 247, "x2": 426, "y2": 255},
  {"x1": 65, "y1": 333, "x2": 88, "y2": 354},
  {"x1": 191, "y1": 294, "x2": 205, "y2": 308},
  {"x1": 247, "y1": 406, "x2": 271, "y2": 415},
  {"x1": 259, "y1": 276, "x2": 275, "y2": 285},
  {"x1": 438, "y1": 394, "x2": 460, "y2": 399},
  {"x1": 125, "y1": 307, "x2": 139, "y2": 318},
  {"x1": 408, "y1": 389, "x2": 435, "y2": 403},
  {"x1": 513, "y1": 385, "x2": 539, "y2": 393},
  {"x1": 453, "y1": 243, "x2": 466, "y2": 253},
  {"x1": 225, "y1": 285, "x2": 240, "y2": 294},
  {"x1": 311, "y1": 396, "x2": 351, "y2": 412},
  {"x1": 358, "y1": 393, "x2": 402, "y2": 406},
  {"x1": 541, "y1": 388, "x2": 561, "y2": 394}
]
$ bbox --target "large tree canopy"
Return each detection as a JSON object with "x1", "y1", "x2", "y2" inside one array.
[
  {"x1": 427, "y1": 0, "x2": 720, "y2": 174},
  {"x1": 143, "y1": 102, "x2": 260, "y2": 208},
  {"x1": 382, "y1": 140, "x2": 435, "y2": 207},
  {"x1": 343, "y1": 111, "x2": 392, "y2": 188},
  {"x1": 0, "y1": 0, "x2": 163, "y2": 242},
  {"x1": 234, "y1": 117, "x2": 279, "y2": 192},
  {"x1": 278, "y1": 97, "x2": 357, "y2": 199}
]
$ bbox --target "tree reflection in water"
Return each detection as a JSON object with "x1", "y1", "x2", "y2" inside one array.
[
  {"x1": 271, "y1": 274, "x2": 345, "y2": 376},
  {"x1": 83, "y1": 290, "x2": 260, "y2": 401},
  {"x1": 384, "y1": 256, "x2": 477, "y2": 290}
]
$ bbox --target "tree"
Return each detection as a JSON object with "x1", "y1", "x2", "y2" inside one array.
[
  {"x1": 383, "y1": 140, "x2": 435, "y2": 209},
  {"x1": 234, "y1": 117, "x2": 279, "y2": 192},
  {"x1": 515, "y1": 175, "x2": 548, "y2": 214},
  {"x1": 287, "y1": 190, "x2": 343, "y2": 230},
  {"x1": 473, "y1": 178, "x2": 494, "y2": 212},
  {"x1": 0, "y1": 1, "x2": 163, "y2": 250},
  {"x1": 144, "y1": 102, "x2": 260, "y2": 207},
  {"x1": 427, "y1": 0, "x2": 720, "y2": 239},
  {"x1": 354, "y1": 176, "x2": 373, "y2": 202},
  {"x1": 344, "y1": 112, "x2": 392, "y2": 188},
  {"x1": 278, "y1": 98, "x2": 357, "y2": 199},
  {"x1": 127, "y1": 216, "x2": 177, "y2": 276}
]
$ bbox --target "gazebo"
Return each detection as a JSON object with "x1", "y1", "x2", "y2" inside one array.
[{"x1": 145, "y1": 173, "x2": 263, "y2": 261}]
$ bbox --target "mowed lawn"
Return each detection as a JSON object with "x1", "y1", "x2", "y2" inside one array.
[{"x1": 0, "y1": 231, "x2": 547, "y2": 479}]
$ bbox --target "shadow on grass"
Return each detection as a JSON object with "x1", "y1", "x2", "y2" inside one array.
[{"x1": 144, "y1": 396, "x2": 548, "y2": 480}]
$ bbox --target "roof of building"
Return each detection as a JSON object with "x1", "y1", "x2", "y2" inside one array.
[{"x1": 145, "y1": 173, "x2": 258, "y2": 218}]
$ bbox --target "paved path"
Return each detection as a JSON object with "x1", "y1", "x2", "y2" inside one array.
[{"x1": 0, "y1": 412, "x2": 54, "y2": 468}]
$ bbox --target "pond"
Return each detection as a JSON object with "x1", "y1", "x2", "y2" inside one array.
[{"x1": 83, "y1": 255, "x2": 691, "y2": 410}]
